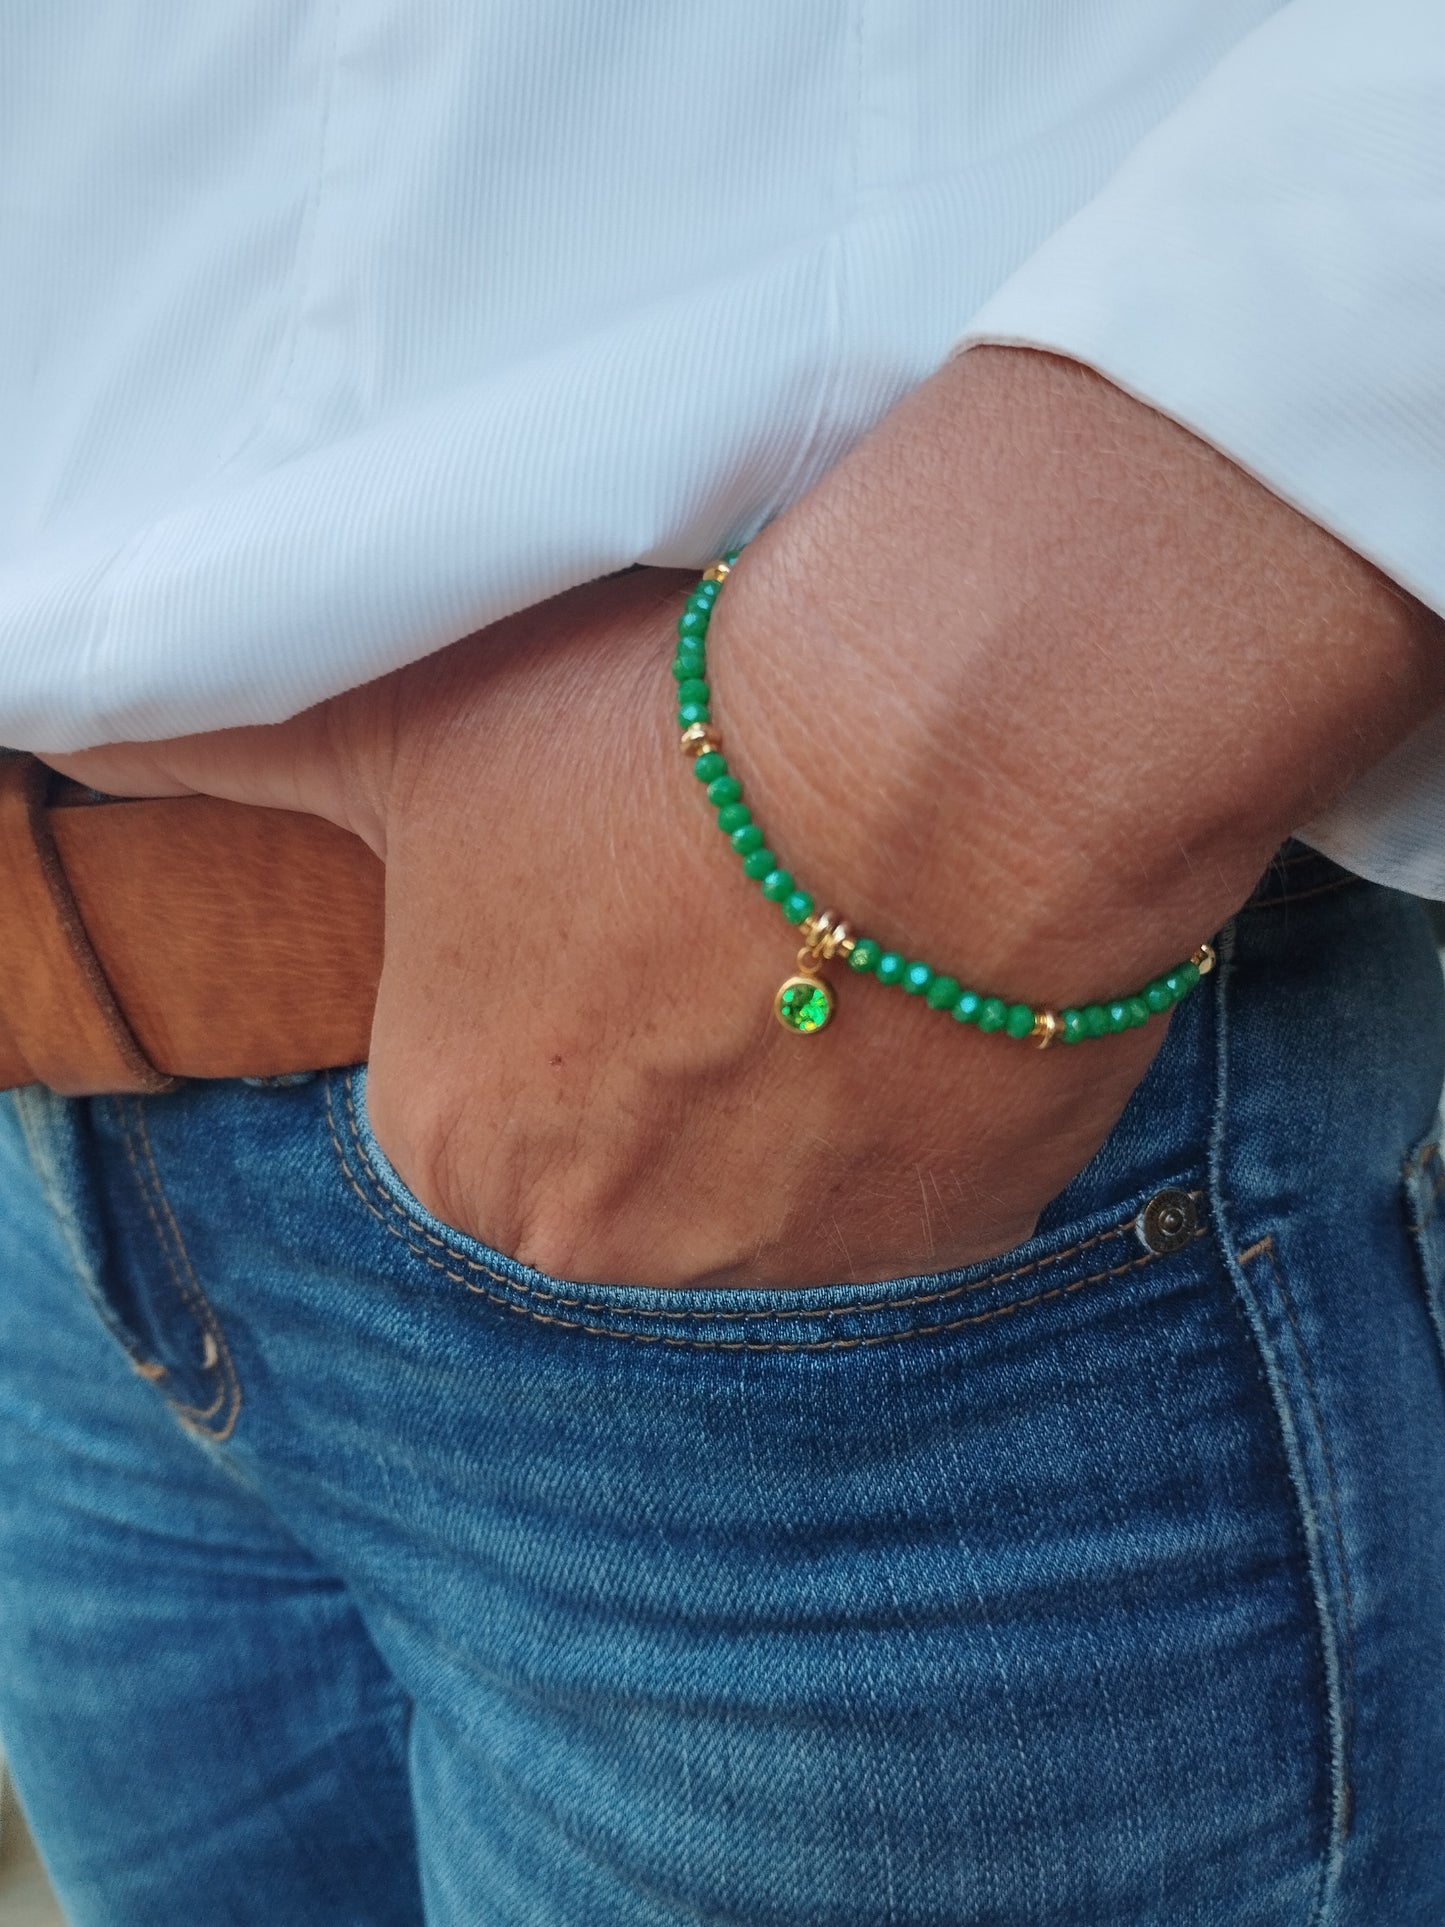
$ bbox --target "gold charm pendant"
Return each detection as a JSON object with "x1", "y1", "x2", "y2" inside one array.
[
  {"x1": 771, "y1": 912, "x2": 854, "y2": 1035},
  {"x1": 773, "y1": 968, "x2": 834, "y2": 1034}
]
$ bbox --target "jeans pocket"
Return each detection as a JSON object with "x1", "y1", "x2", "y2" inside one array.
[
  {"x1": 316, "y1": 1071, "x2": 1335, "y2": 1922},
  {"x1": 325, "y1": 1064, "x2": 1210, "y2": 1355},
  {"x1": 1403, "y1": 1127, "x2": 1445, "y2": 1375}
]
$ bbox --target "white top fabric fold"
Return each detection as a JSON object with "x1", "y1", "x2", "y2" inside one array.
[{"x1": 2, "y1": 2, "x2": 1443, "y2": 891}]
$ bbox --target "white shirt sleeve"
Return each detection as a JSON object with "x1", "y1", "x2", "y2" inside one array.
[{"x1": 955, "y1": 0, "x2": 1445, "y2": 897}]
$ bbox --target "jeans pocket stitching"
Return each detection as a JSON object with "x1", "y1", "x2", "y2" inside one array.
[
  {"x1": 1231, "y1": 1230, "x2": 1357, "y2": 1911},
  {"x1": 327, "y1": 1071, "x2": 1204, "y2": 1350},
  {"x1": 1404, "y1": 1139, "x2": 1445, "y2": 1233},
  {"x1": 1237, "y1": 1233, "x2": 1356, "y2": 1841},
  {"x1": 115, "y1": 1097, "x2": 242, "y2": 1439},
  {"x1": 12, "y1": 1088, "x2": 170, "y2": 1388},
  {"x1": 1402, "y1": 1133, "x2": 1445, "y2": 1372},
  {"x1": 1250, "y1": 877, "x2": 1362, "y2": 911}
]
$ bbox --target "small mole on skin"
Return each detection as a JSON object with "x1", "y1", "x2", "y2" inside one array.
[{"x1": 549, "y1": 1054, "x2": 564, "y2": 1067}]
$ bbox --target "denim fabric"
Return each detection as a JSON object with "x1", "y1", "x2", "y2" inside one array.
[{"x1": 1, "y1": 850, "x2": 1444, "y2": 1925}]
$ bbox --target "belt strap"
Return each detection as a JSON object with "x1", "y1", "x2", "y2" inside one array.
[
  {"x1": 0, "y1": 755, "x2": 384, "y2": 1094},
  {"x1": 0, "y1": 757, "x2": 172, "y2": 1093}
]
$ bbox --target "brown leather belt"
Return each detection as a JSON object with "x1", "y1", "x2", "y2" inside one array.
[{"x1": 0, "y1": 752, "x2": 384, "y2": 1095}]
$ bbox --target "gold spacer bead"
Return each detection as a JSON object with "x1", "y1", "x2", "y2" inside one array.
[
  {"x1": 1031, "y1": 1009, "x2": 1061, "y2": 1050},
  {"x1": 797, "y1": 910, "x2": 829, "y2": 956},
  {"x1": 679, "y1": 722, "x2": 719, "y2": 757},
  {"x1": 817, "y1": 916, "x2": 850, "y2": 962},
  {"x1": 1191, "y1": 942, "x2": 1217, "y2": 977},
  {"x1": 799, "y1": 910, "x2": 856, "y2": 964},
  {"x1": 702, "y1": 561, "x2": 731, "y2": 582}
]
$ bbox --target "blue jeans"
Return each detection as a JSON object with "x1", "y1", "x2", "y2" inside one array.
[{"x1": 1, "y1": 848, "x2": 1444, "y2": 1925}]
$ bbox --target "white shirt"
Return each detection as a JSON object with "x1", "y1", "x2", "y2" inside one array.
[{"x1": 2, "y1": 1, "x2": 1443, "y2": 894}]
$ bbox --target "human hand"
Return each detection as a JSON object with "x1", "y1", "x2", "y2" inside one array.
[
  {"x1": 43, "y1": 350, "x2": 1445, "y2": 1287},
  {"x1": 346, "y1": 562, "x2": 1169, "y2": 1288},
  {"x1": 35, "y1": 559, "x2": 1157, "y2": 1286}
]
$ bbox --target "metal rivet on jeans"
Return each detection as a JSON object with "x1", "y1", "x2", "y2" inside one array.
[{"x1": 1135, "y1": 1188, "x2": 1197, "y2": 1256}]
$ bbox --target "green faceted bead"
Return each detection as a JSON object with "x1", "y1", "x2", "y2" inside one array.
[
  {"x1": 1163, "y1": 971, "x2": 1187, "y2": 1001},
  {"x1": 1125, "y1": 996, "x2": 1150, "y2": 1028},
  {"x1": 848, "y1": 938, "x2": 882, "y2": 973},
  {"x1": 706, "y1": 775, "x2": 742, "y2": 806},
  {"x1": 715, "y1": 801, "x2": 751, "y2": 834},
  {"x1": 1005, "y1": 1002, "x2": 1035, "y2": 1039},
  {"x1": 1179, "y1": 960, "x2": 1201, "y2": 993},
  {"x1": 729, "y1": 824, "x2": 765, "y2": 855},
  {"x1": 723, "y1": 549, "x2": 742, "y2": 565},
  {"x1": 874, "y1": 952, "x2": 905, "y2": 986},
  {"x1": 676, "y1": 678, "x2": 710, "y2": 706},
  {"x1": 686, "y1": 589, "x2": 715, "y2": 615},
  {"x1": 677, "y1": 608, "x2": 709, "y2": 640},
  {"x1": 677, "y1": 701, "x2": 710, "y2": 728},
  {"x1": 693, "y1": 751, "x2": 727, "y2": 784},
  {"x1": 1081, "y1": 1004, "x2": 1109, "y2": 1038},
  {"x1": 902, "y1": 961, "x2": 932, "y2": 996},
  {"x1": 782, "y1": 890, "x2": 814, "y2": 924},
  {"x1": 672, "y1": 652, "x2": 705, "y2": 681},
  {"x1": 741, "y1": 847, "x2": 775, "y2": 880},
  {"x1": 1106, "y1": 1001, "x2": 1133, "y2": 1034},
  {"x1": 1145, "y1": 979, "x2": 1173, "y2": 1014},
  {"x1": 1060, "y1": 1008, "x2": 1085, "y2": 1045},
  {"x1": 925, "y1": 973, "x2": 960, "y2": 1011},
  {"x1": 694, "y1": 579, "x2": 719, "y2": 602},
  {"x1": 977, "y1": 997, "x2": 1007, "y2": 1033},
  {"x1": 953, "y1": 988, "x2": 982, "y2": 1024},
  {"x1": 760, "y1": 869, "x2": 793, "y2": 902}
]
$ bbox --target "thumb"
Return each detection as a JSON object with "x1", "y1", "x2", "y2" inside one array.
[{"x1": 36, "y1": 697, "x2": 383, "y2": 851}]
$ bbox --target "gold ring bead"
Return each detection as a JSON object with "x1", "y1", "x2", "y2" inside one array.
[
  {"x1": 796, "y1": 910, "x2": 829, "y2": 951},
  {"x1": 799, "y1": 909, "x2": 854, "y2": 964},
  {"x1": 674, "y1": 550, "x2": 1219, "y2": 1043}
]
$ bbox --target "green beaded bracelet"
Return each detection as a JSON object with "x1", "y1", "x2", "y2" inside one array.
[{"x1": 675, "y1": 554, "x2": 1216, "y2": 1039}]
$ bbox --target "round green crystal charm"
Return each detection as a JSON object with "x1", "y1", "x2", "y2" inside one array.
[{"x1": 773, "y1": 973, "x2": 834, "y2": 1034}]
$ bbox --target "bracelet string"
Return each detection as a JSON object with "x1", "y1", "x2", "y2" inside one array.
[{"x1": 674, "y1": 554, "x2": 1215, "y2": 1042}]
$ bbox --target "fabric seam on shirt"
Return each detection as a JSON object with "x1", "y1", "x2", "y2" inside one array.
[
  {"x1": 71, "y1": 0, "x2": 344, "y2": 729},
  {"x1": 754, "y1": 0, "x2": 866, "y2": 526}
]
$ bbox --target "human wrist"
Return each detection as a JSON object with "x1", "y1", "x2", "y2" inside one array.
[
  {"x1": 705, "y1": 347, "x2": 1445, "y2": 1014},
  {"x1": 704, "y1": 549, "x2": 1202, "y2": 1034}
]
